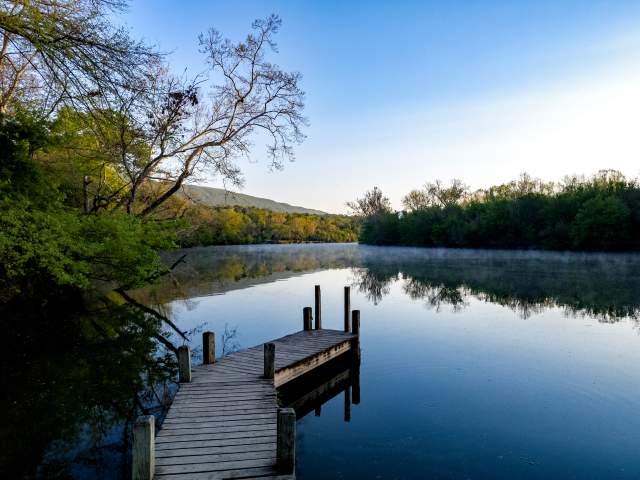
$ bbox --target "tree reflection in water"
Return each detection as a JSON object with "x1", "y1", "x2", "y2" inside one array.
[
  {"x1": 349, "y1": 247, "x2": 640, "y2": 322},
  {"x1": 1, "y1": 299, "x2": 176, "y2": 479},
  {"x1": 8, "y1": 245, "x2": 640, "y2": 478}
]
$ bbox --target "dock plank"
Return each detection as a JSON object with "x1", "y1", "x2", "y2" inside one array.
[{"x1": 155, "y1": 329, "x2": 356, "y2": 479}]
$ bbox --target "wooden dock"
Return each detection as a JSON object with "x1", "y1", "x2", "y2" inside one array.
[{"x1": 133, "y1": 286, "x2": 361, "y2": 480}]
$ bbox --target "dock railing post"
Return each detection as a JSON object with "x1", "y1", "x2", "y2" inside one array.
[
  {"x1": 303, "y1": 307, "x2": 312, "y2": 331},
  {"x1": 351, "y1": 309, "x2": 361, "y2": 364},
  {"x1": 314, "y1": 285, "x2": 322, "y2": 329},
  {"x1": 344, "y1": 286, "x2": 351, "y2": 332},
  {"x1": 277, "y1": 407, "x2": 296, "y2": 473},
  {"x1": 177, "y1": 345, "x2": 191, "y2": 383},
  {"x1": 351, "y1": 310, "x2": 360, "y2": 336},
  {"x1": 264, "y1": 342, "x2": 275, "y2": 379},
  {"x1": 132, "y1": 415, "x2": 155, "y2": 480},
  {"x1": 202, "y1": 331, "x2": 215, "y2": 365}
]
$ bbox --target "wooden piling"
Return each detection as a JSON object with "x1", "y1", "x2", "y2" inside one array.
[
  {"x1": 202, "y1": 331, "x2": 215, "y2": 365},
  {"x1": 277, "y1": 407, "x2": 296, "y2": 473},
  {"x1": 314, "y1": 285, "x2": 322, "y2": 329},
  {"x1": 352, "y1": 310, "x2": 360, "y2": 335},
  {"x1": 352, "y1": 310, "x2": 361, "y2": 363},
  {"x1": 344, "y1": 286, "x2": 351, "y2": 332},
  {"x1": 303, "y1": 307, "x2": 313, "y2": 331},
  {"x1": 177, "y1": 345, "x2": 191, "y2": 383},
  {"x1": 264, "y1": 342, "x2": 275, "y2": 379},
  {"x1": 132, "y1": 415, "x2": 155, "y2": 480}
]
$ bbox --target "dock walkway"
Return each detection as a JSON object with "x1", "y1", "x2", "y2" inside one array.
[{"x1": 152, "y1": 328, "x2": 358, "y2": 479}]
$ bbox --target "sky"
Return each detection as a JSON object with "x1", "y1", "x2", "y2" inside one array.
[{"x1": 121, "y1": 1, "x2": 640, "y2": 213}]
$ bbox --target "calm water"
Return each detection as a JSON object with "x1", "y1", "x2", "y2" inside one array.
[
  {"x1": 8, "y1": 243, "x2": 640, "y2": 479},
  {"x1": 142, "y1": 244, "x2": 640, "y2": 480}
]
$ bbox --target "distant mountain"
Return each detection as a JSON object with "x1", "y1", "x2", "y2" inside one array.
[{"x1": 182, "y1": 184, "x2": 327, "y2": 215}]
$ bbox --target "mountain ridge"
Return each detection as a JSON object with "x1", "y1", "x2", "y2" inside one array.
[{"x1": 182, "y1": 184, "x2": 327, "y2": 215}]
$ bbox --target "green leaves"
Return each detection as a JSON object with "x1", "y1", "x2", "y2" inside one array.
[
  {"x1": 360, "y1": 174, "x2": 640, "y2": 252},
  {"x1": 0, "y1": 112, "x2": 176, "y2": 301}
]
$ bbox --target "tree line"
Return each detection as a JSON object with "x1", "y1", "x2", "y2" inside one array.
[
  {"x1": 179, "y1": 205, "x2": 357, "y2": 246},
  {"x1": 353, "y1": 171, "x2": 640, "y2": 251}
]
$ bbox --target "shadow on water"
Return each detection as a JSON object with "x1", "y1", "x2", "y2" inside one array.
[
  {"x1": 277, "y1": 352, "x2": 361, "y2": 423},
  {"x1": 0, "y1": 300, "x2": 176, "y2": 479}
]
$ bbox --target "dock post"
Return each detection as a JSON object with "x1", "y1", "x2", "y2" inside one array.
[
  {"x1": 344, "y1": 286, "x2": 351, "y2": 332},
  {"x1": 264, "y1": 343, "x2": 275, "y2": 379},
  {"x1": 314, "y1": 285, "x2": 322, "y2": 329},
  {"x1": 277, "y1": 408, "x2": 296, "y2": 473},
  {"x1": 352, "y1": 310, "x2": 361, "y2": 363},
  {"x1": 202, "y1": 331, "x2": 215, "y2": 365},
  {"x1": 351, "y1": 310, "x2": 360, "y2": 335},
  {"x1": 303, "y1": 307, "x2": 313, "y2": 331},
  {"x1": 132, "y1": 415, "x2": 155, "y2": 480},
  {"x1": 177, "y1": 345, "x2": 191, "y2": 383}
]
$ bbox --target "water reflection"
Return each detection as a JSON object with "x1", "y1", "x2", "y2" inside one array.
[
  {"x1": 346, "y1": 247, "x2": 640, "y2": 321},
  {"x1": 1, "y1": 301, "x2": 176, "y2": 479},
  {"x1": 153, "y1": 244, "x2": 640, "y2": 322},
  {"x1": 278, "y1": 353, "x2": 361, "y2": 423},
  {"x1": 11, "y1": 244, "x2": 640, "y2": 478}
]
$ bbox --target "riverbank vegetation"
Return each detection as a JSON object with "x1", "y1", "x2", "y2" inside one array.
[
  {"x1": 353, "y1": 171, "x2": 640, "y2": 251},
  {"x1": 0, "y1": 2, "x2": 311, "y2": 475},
  {"x1": 179, "y1": 205, "x2": 357, "y2": 246},
  {"x1": 0, "y1": 2, "x2": 313, "y2": 308}
]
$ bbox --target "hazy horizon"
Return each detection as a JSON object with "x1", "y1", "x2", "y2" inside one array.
[{"x1": 122, "y1": 1, "x2": 640, "y2": 213}]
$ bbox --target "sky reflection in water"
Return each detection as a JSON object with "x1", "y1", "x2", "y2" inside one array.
[{"x1": 156, "y1": 244, "x2": 640, "y2": 479}]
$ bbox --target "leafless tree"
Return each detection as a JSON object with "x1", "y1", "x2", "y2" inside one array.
[
  {"x1": 424, "y1": 179, "x2": 468, "y2": 207},
  {"x1": 90, "y1": 14, "x2": 306, "y2": 216},
  {"x1": 347, "y1": 186, "x2": 393, "y2": 217},
  {"x1": 402, "y1": 189, "x2": 430, "y2": 211}
]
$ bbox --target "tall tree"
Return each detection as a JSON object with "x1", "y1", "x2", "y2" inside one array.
[{"x1": 79, "y1": 15, "x2": 306, "y2": 216}]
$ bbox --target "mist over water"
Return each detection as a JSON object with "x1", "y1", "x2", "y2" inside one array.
[
  {"x1": 9, "y1": 243, "x2": 639, "y2": 478},
  {"x1": 157, "y1": 243, "x2": 640, "y2": 479}
]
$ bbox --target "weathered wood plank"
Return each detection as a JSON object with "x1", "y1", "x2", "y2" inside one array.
[
  {"x1": 155, "y1": 466, "x2": 284, "y2": 479},
  {"x1": 155, "y1": 457, "x2": 275, "y2": 475},
  {"x1": 156, "y1": 328, "x2": 359, "y2": 479},
  {"x1": 157, "y1": 425, "x2": 275, "y2": 441},
  {"x1": 274, "y1": 341, "x2": 352, "y2": 387},
  {"x1": 156, "y1": 436, "x2": 276, "y2": 452},
  {"x1": 156, "y1": 450, "x2": 275, "y2": 467}
]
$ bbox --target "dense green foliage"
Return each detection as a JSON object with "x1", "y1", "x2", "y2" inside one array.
[
  {"x1": 179, "y1": 206, "x2": 358, "y2": 246},
  {"x1": 0, "y1": 113, "x2": 175, "y2": 302},
  {"x1": 359, "y1": 172, "x2": 640, "y2": 251}
]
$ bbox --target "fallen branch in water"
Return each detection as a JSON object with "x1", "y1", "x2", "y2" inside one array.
[{"x1": 115, "y1": 288, "x2": 188, "y2": 341}]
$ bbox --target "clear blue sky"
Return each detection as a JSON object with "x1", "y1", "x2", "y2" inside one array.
[{"x1": 120, "y1": 1, "x2": 640, "y2": 212}]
